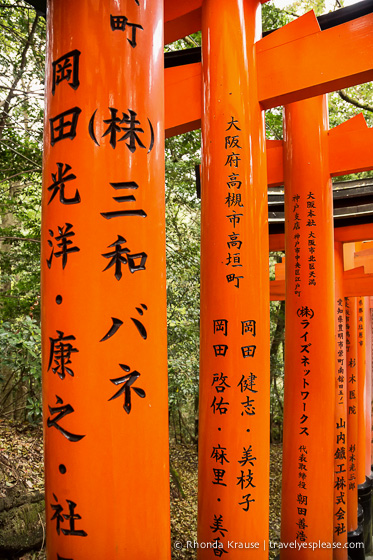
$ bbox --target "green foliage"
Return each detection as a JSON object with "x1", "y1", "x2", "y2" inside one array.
[
  {"x1": 0, "y1": 315, "x2": 41, "y2": 422},
  {"x1": 265, "y1": 107, "x2": 284, "y2": 140},
  {"x1": 0, "y1": 183, "x2": 41, "y2": 321},
  {"x1": 0, "y1": 1, "x2": 45, "y2": 423},
  {"x1": 165, "y1": 31, "x2": 201, "y2": 51},
  {"x1": 165, "y1": 131, "x2": 201, "y2": 441},
  {"x1": 329, "y1": 83, "x2": 373, "y2": 181},
  {"x1": 262, "y1": 4, "x2": 293, "y2": 140},
  {"x1": 263, "y1": 2, "x2": 293, "y2": 32},
  {"x1": 329, "y1": 84, "x2": 373, "y2": 128},
  {"x1": 0, "y1": 0, "x2": 44, "y2": 323}
]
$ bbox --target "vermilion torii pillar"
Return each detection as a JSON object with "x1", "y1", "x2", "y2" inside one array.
[
  {"x1": 281, "y1": 95, "x2": 335, "y2": 559},
  {"x1": 370, "y1": 300, "x2": 373, "y2": 471},
  {"x1": 357, "y1": 297, "x2": 366, "y2": 488},
  {"x1": 346, "y1": 297, "x2": 358, "y2": 534},
  {"x1": 366, "y1": 297, "x2": 372, "y2": 478},
  {"x1": 334, "y1": 242, "x2": 348, "y2": 558},
  {"x1": 197, "y1": 0, "x2": 270, "y2": 556},
  {"x1": 356, "y1": 294, "x2": 372, "y2": 554},
  {"x1": 41, "y1": 1, "x2": 170, "y2": 558}
]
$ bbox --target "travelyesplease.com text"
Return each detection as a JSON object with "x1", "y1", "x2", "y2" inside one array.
[{"x1": 173, "y1": 540, "x2": 364, "y2": 551}]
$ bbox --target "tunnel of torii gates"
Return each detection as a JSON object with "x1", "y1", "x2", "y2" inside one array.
[{"x1": 35, "y1": 0, "x2": 373, "y2": 558}]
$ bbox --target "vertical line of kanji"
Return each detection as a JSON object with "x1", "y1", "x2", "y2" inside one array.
[
  {"x1": 197, "y1": 0, "x2": 270, "y2": 557},
  {"x1": 357, "y1": 296, "x2": 366, "y2": 487},
  {"x1": 281, "y1": 96, "x2": 335, "y2": 559},
  {"x1": 334, "y1": 241, "x2": 348, "y2": 559},
  {"x1": 346, "y1": 297, "x2": 358, "y2": 533},
  {"x1": 360, "y1": 296, "x2": 372, "y2": 554},
  {"x1": 365, "y1": 297, "x2": 372, "y2": 479},
  {"x1": 41, "y1": 1, "x2": 170, "y2": 558}
]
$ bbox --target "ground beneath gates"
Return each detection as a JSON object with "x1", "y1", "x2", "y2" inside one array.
[
  {"x1": 170, "y1": 441, "x2": 283, "y2": 560},
  {"x1": 0, "y1": 421, "x2": 283, "y2": 560}
]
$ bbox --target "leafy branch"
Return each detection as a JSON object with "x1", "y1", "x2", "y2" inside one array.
[
  {"x1": 338, "y1": 88, "x2": 373, "y2": 113},
  {"x1": 0, "y1": 13, "x2": 40, "y2": 141}
]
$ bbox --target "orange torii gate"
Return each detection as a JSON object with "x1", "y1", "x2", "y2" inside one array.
[
  {"x1": 42, "y1": 1, "x2": 170, "y2": 559},
  {"x1": 40, "y1": 0, "x2": 373, "y2": 559},
  {"x1": 197, "y1": 1, "x2": 271, "y2": 557},
  {"x1": 281, "y1": 95, "x2": 336, "y2": 559},
  {"x1": 164, "y1": 7, "x2": 373, "y2": 136},
  {"x1": 164, "y1": 3, "x2": 373, "y2": 559},
  {"x1": 335, "y1": 241, "x2": 348, "y2": 558},
  {"x1": 274, "y1": 243, "x2": 373, "y2": 557}
]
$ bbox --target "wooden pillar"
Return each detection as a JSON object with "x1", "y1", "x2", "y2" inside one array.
[
  {"x1": 346, "y1": 297, "x2": 358, "y2": 532},
  {"x1": 334, "y1": 242, "x2": 348, "y2": 558},
  {"x1": 198, "y1": 0, "x2": 270, "y2": 556},
  {"x1": 281, "y1": 95, "x2": 335, "y2": 558},
  {"x1": 41, "y1": 1, "x2": 170, "y2": 558}
]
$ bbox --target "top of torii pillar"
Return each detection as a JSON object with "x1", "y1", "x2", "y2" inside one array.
[
  {"x1": 164, "y1": 0, "x2": 373, "y2": 42},
  {"x1": 24, "y1": 0, "x2": 373, "y2": 41}
]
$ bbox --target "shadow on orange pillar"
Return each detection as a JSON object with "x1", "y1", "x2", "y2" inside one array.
[
  {"x1": 197, "y1": 0, "x2": 270, "y2": 557},
  {"x1": 41, "y1": 1, "x2": 170, "y2": 558},
  {"x1": 334, "y1": 242, "x2": 348, "y2": 559},
  {"x1": 346, "y1": 297, "x2": 358, "y2": 533},
  {"x1": 281, "y1": 95, "x2": 335, "y2": 559}
]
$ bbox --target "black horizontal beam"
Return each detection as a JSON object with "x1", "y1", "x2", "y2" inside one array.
[
  {"x1": 269, "y1": 203, "x2": 373, "y2": 220},
  {"x1": 317, "y1": 0, "x2": 373, "y2": 31},
  {"x1": 165, "y1": 47, "x2": 201, "y2": 69},
  {"x1": 267, "y1": 182, "x2": 373, "y2": 234},
  {"x1": 269, "y1": 213, "x2": 373, "y2": 236},
  {"x1": 333, "y1": 193, "x2": 373, "y2": 209},
  {"x1": 268, "y1": 193, "x2": 373, "y2": 213},
  {"x1": 24, "y1": 0, "x2": 46, "y2": 16}
]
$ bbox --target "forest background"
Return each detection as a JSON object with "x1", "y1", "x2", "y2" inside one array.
[{"x1": 0, "y1": 0, "x2": 372, "y2": 557}]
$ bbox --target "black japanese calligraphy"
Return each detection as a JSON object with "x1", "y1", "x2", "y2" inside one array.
[
  {"x1": 102, "y1": 235, "x2": 147, "y2": 280},
  {"x1": 100, "y1": 317, "x2": 124, "y2": 342},
  {"x1": 101, "y1": 182, "x2": 146, "y2": 219},
  {"x1": 47, "y1": 396, "x2": 85, "y2": 442},
  {"x1": 48, "y1": 163, "x2": 81, "y2": 205},
  {"x1": 89, "y1": 108, "x2": 154, "y2": 152},
  {"x1": 51, "y1": 495, "x2": 87, "y2": 537},
  {"x1": 110, "y1": 15, "x2": 143, "y2": 47},
  {"x1": 48, "y1": 330, "x2": 79, "y2": 379},
  {"x1": 52, "y1": 50, "x2": 81, "y2": 95},
  {"x1": 50, "y1": 107, "x2": 81, "y2": 146},
  {"x1": 47, "y1": 223, "x2": 80, "y2": 269},
  {"x1": 109, "y1": 364, "x2": 146, "y2": 413}
]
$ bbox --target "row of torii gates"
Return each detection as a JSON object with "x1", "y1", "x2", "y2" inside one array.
[{"x1": 35, "y1": 0, "x2": 373, "y2": 558}]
